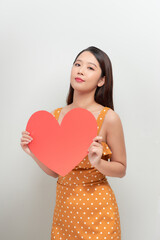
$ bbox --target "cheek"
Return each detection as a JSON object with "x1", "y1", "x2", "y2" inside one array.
[
  {"x1": 88, "y1": 72, "x2": 100, "y2": 84},
  {"x1": 70, "y1": 68, "x2": 76, "y2": 77},
  {"x1": 88, "y1": 70, "x2": 100, "y2": 78},
  {"x1": 70, "y1": 69, "x2": 76, "y2": 84}
]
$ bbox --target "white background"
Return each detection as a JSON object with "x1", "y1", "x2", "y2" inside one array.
[{"x1": 0, "y1": 0, "x2": 160, "y2": 239}]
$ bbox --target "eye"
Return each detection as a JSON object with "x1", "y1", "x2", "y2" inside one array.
[
  {"x1": 88, "y1": 67, "x2": 94, "y2": 70},
  {"x1": 74, "y1": 63, "x2": 94, "y2": 70},
  {"x1": 75, "y1": 63, "x2": 80, "y2": 66}
]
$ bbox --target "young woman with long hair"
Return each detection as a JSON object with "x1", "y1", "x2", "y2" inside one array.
[{"x1": 21, "y1": 46, "x2": 127, "y2": 239}]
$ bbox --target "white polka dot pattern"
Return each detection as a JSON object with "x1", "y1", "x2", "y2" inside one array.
[{"x1": 50, "y1": 107, "x2": 121, "y2": 239}]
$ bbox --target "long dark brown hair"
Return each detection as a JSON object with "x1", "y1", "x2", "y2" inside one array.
[{"x1": 66, "y1": 46, "x2": 114, "y2": 110}]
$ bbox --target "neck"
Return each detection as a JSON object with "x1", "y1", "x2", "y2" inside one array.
[{"x1": 70, "y1": 89, "x2": 98, "y2": 111}]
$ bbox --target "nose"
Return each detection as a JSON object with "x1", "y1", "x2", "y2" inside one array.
[{"x1": 78, "y1": 66, "x2": 85, "y2": 75}]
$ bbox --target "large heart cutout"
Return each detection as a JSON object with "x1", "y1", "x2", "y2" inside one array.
[{"x1": 26, "y1": 108, "x2": 97, "y2": 176}]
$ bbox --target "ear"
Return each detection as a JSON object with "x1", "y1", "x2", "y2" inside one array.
[{"x1": 97, "y1": 76, "x2": 105, "y2": 87}]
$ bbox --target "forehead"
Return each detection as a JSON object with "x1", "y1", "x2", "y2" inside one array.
[{"x1": 76, "y1": 51, "x2": 99, "y2": 66}]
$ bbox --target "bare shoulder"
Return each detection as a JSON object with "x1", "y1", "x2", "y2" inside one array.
[{"x1": 104, "y1": 108, "x2": 123, "y2": 131}]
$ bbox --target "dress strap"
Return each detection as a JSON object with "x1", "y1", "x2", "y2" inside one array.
[
  {"x1": 97, "y1": 107, "x2": 111, "y2": 135},
  {"x1": 52, "y1": 108, "x2": 62, "y2": 120}
]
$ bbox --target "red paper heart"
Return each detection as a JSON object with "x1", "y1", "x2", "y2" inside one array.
[{"x1": 26, "y1": 108, "x2": 97, "y2": 176}]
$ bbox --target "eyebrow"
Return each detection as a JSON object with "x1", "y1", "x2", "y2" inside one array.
[{"x1": 75, "y1": 59, "x2": 97, "y2": 68}]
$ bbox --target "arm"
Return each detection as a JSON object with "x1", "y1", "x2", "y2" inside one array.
[
  {"x1": 30, "y1": 152, "x2": 59, "y2": 178},
  {"x1": 95, "y1": 110, "x2": 127, "y2": 178}
]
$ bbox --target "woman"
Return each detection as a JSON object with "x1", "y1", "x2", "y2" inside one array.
[{"x1": 21, "y1": 46, "x2": 127, "y2": 239}]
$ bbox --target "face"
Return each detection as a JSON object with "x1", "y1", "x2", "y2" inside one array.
[{"x1": 70, "y1": 51, "x2": 105, "y2": 92}]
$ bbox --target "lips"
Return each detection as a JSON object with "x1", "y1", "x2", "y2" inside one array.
[{"x1": 75, "y1": 77, "x2": 85, "y2": 82}]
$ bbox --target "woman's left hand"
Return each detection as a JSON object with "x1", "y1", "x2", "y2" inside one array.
[{"x1": 88, "y1": 136, "x2": 103, "y2": 167}]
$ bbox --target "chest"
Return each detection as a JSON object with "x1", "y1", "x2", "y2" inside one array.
[{"x1": 57, "y1": 111, "x2": 107, "y2": 143}]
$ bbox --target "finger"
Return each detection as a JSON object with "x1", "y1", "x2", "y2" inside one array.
[
  {"x1": 93, "y1": 136, "x2": 103, "y2": 141},
  {"x1": 90, "y1": 146, "x2": 103, "y2": 150},
  {"x1": 21, "y1": 137, "x2": 32, "y2": 142},
  {"x1": 91, "y1": 141, "x2": 102, "y2": 147},
  {"x1": 88, "y1": 140, "x2": 102, "y2": 150},
  {"x1": 22, "y1": 134, "x2": 33, "y2": 140},
  {"x1": 21, "y1": 137, "x2": 32, "y2": 143},
  {"x1": 93, "y1": 138, "x2": 103, "y2": 143},
  {"x1": 22, "y1": 131, "x2": 30, "y2": 135},
  {"x1": 88, "y1": 142, "x2": 103, "y2": 151},
  {"x1": 91, "y1": 147, "x2": 99, "y2": 153},
  {"x1": 20, "y1": 141, "x2": 30, "y2": 145}
]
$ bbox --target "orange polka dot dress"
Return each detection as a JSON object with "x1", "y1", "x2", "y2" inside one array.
[{"x1": 50, "y1": 106, "x2": 121, "y2": 240}]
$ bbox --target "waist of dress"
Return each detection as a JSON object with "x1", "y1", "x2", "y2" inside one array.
[{"x1": 57, "y1": 168, "x2": 108, "y2": 187}]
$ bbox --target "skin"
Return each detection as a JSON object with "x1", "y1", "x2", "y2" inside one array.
[{"x1": 20, "y1": 50, "x2": 127, "y2": 178}]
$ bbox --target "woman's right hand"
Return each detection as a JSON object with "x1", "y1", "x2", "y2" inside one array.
[{"x1": 20, "y1": 130, "x2": 33, "y2": 156}]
